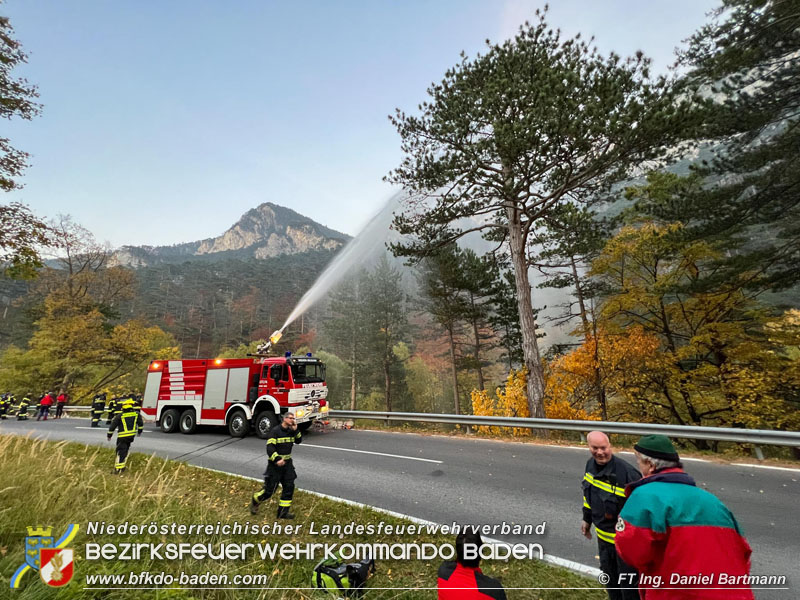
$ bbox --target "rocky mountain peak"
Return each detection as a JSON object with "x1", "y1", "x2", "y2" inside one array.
[{"x1": 110, "y1": 202, "x2": 350, "y2": 267}]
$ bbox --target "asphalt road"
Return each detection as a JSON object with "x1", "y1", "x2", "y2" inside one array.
[{"x1": 2, "y1": 416, "x2": 797, "y2": 598}]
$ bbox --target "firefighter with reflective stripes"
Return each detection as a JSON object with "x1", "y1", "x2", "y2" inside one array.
[
  {"x1": 17, "y1": 394, "x2": 31, "y2": 420},
  {"x1": 0, "y1": 393, "x2": 10, "y2": 419},
  {"x1": 105, "y1": 396, "x2": 117, "y2": 425},
  {"x1": 107, "y1": 398, "x2": 143, "y2": 474},
  {"x1": 91, "y1": 392, "x2": 106, "y2": 427},
  {"x1": 581, "y1": 431, "x2": 641, "y2": 600},
  {"x1": 250, "y1": 412, "x2": 302, "y2": 519}
]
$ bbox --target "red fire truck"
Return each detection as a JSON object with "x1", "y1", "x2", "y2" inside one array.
[{"x1": 141, "y1": 352, "x2": 329, "y2": 438}]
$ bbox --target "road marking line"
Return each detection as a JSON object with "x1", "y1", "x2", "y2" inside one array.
[
  {"x1": 732, "y1": 463, "x2": 800, "y2": 473},
  {"x1": 191, "y1": 464, "x2": 601, "y2": 579},
  {"x1": 302, "y1": 443, "x2": 442, "y2": 464},
  {"x1": 75, "y1": 427, "x2": 148, "y2": 433}
]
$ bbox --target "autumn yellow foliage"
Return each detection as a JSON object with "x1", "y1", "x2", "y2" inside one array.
[
  {"x1": 572, "y1": 221, "x2": 800, "y2": 439},
  {"x1": 470, "y1": 368, "x2": 531, "y2": 436}
]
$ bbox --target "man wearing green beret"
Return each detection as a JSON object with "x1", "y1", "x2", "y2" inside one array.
[{"x1": 615, "y1": 435, "x2": 754, "y2": 599}]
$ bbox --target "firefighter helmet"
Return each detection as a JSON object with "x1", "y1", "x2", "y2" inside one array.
[{"x1": 122, "y1": 399, "x2": 135, "y2": 409}]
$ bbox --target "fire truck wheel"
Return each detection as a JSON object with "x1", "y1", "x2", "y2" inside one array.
[
  {"x1": 298, "y1": 421, "x2": 313, "y2": 432},
  {"x1": 179, "y1": 409, "x2": 197, "y2": 434},
  {"x1": 227, "y1": 409, "x2": 248, "y2": 438},
  {"x1": 160, "y1": 408, "x2": 179, "y2": 433},
  {"x1": 255, "y1": 410, "x2": 279, "y2": 439}
]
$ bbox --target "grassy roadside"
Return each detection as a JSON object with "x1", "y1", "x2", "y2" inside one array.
[{"x1": 0, "y1": 435, "x2": 603, "y2": 599}]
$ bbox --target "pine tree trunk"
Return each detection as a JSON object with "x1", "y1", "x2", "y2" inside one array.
[
  {"x1": 350, "y1": 365, "x2": 357, "y2": 411},
  {"x1": 447, "y1": 324, "x2": 461, "y2": 414},
  {"x1": 470, "y1": 294, "x2": 485, "y2": 391},
  {"x1": 590, "y1": 302, "x2": 608, "y2": 421},
  {"x1": 505, "y1": 204, "x2": 546, "y2": 419},
  {"x1": 384, "y1": 360, "x2": 392, "y2": 412},
  {"x1": 571, "y1": 256, "x2": 591, "y2": 336},
  {"x1": 350, "y1": 330, "x2": 357, "y2": 411}
]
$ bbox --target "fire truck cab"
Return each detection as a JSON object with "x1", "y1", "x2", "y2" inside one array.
[{"x1": 141, "y1": 353, "x2": 329, "y2": 438}]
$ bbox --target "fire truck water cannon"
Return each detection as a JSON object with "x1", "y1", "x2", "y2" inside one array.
[{"x1": 256, "y1": 330, "x2": 283, "y2": 355}]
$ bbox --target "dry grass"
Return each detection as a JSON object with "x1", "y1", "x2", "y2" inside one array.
[{"x1": 0, "y1": 434, "x2": 603, "y2": 599}]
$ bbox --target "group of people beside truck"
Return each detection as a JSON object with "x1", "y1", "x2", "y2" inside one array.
[{"x1": 0, "y1": 390, "x2": 68, "y2": 420}]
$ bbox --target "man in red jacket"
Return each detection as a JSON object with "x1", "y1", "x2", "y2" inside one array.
[
  {"x1": 37, "y1": 391, "x2": 54, "y2": 421},
  {"x1": 55, "y1": 390, "x2": 68, "y2": 418},
  {"x1": 615, "y1": 435, "x2": 754, "y2": 599},
  {"x1": 437, "y1": 529, "x2": 506, "y2": 599}
]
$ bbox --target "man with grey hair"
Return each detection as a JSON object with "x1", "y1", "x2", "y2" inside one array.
[
  {"x1": 616, "y1": 435, "x2": 753, "y2": 599},
  {"x1": 581, "y1": 431, "x2": 641, "y2": 600}
]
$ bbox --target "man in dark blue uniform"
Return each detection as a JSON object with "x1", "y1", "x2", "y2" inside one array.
[
  {"x1": 250, "y1": 412, "x2": 302, "y2": 519},
  {"x1": 107, "y1": 398, "x2": 143, "y2": 474},
  {"x1": 581, "y1": 431, "x2": 641, "y2": 600}
]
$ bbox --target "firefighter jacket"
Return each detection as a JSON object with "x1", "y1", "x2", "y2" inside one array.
[
  {"x1": 266, "y1": 422, "x2": 302, "y2": 463},
  {"x1": 582, "y1": 455, "x2": 640, "y2": 545},
  {"x1": 108, "y1": 409, "x2": 144, "y2": 439}
]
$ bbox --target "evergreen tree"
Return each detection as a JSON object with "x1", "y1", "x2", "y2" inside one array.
[
  {"x1": 666, "y1": 0, "x2": 800, "y2": 293},
  {"x1": 321, "y1": 270, "x2": 370, "y2": 410},
  {"x1": 363, "y1": 255, "x2": 410, "y2": 412},
  {"x1": 0, "y1": 7, "x2": 41, "y2": 192},
  {"x1": 416, "y1": 244, "x2": 468, "y2": 414},
  {"x1": 487, "y1": 261, "x2": 523, "y2": 370},
  {"x1": 457, "y1": 248, "x2": 496, "y2": 391},
  {"x1": 387, "y1": 8, "x2": 697, "y2": 418},
  {"x1": 529, "y1": 201, "x2": 613, "y2": 417}
]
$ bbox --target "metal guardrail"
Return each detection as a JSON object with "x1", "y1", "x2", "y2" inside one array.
[
  {"x1": 10, "y1": 405, "x2": 152, "y2": 420},
  {"x1": 18, "y1": 406, "x2": 798, "y2": 455},
  {"x1": 329, "y1": 410, "x2": 800, "y2": 449}
]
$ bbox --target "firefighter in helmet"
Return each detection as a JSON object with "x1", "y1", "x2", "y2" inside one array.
[
  {"x1": 91, "y1": 392, "x2": 106, "y2": 427},
  {"x1": 107, "y1": 395, "x2": 124, "y2": 425},
  {"x1": 107, "y1": 398, "x2": 143, "y2": 474},
  {"x1": 250, "y1": 412, "x2": 302, "y2": 519},
  {"x1": 133, "y1": 393, "x2": 143, "y2": 414},
  {"x1": 7, "y1": 392, "x2": 17, "y2": 417},
  {"x1": 17, "y1": 393, "x2": 31, "y2": 420},
  {"x1": 105, "y1": 396, "x2": 116, "y2": 425}
]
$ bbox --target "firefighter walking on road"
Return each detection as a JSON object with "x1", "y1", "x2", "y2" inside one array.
[
  {"x1": 91, "y1": 392, "x2": 106, "y2": 427},
  {"x1": 107, "y1": 398, "x2": 143, "y2": 474},
  {"x1": 250, "y1": 412, "x2": 302, "y2": 519},
  {"x1": 0, "y1": 393, "x2": 9, "y2": 419}
]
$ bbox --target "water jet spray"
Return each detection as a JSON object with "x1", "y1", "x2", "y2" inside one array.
[{"x1": 253, "y1": 192, "x2": 404, "y2": 354}]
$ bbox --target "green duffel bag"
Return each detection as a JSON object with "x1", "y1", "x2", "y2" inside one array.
[{"x1": 312, "y1": 557, "x2": 375, "y2": 597}]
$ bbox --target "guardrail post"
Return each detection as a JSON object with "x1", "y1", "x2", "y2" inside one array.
[
  {"x1": 753, "y1": 445, "x2": 765, "y2": 461},
  {"x1": 579, "y1": 432, "x2": 586, "y2": 443},
  {"x1": 466, "y1": 425, "x2": 472, "y2": 435}
]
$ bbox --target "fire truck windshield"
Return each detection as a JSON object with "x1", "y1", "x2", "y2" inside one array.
[{"x1": 290, "y1": 362, "x2": 325, "y2": 384}]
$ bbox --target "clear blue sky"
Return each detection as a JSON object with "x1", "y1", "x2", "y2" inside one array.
[{"x1": 4, "y1": 0, "x2": 718, "y2": 248}]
